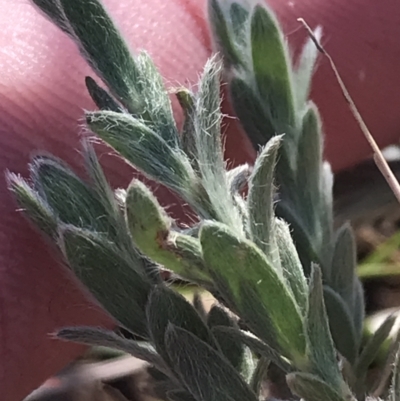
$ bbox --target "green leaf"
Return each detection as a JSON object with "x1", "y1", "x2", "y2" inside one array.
[
  {"x1": 87, "y1": 111, "x2": 194, "y2": 194},
  {"x1": 57, "y1": 0, "x2": 141, "y2": 112},
  {"x1": 194, "y1": 57, "x2": 242, "y2": 233},
  {"x1": 323, "y1": 286, "x2": 358, "y2": 364},
  {"x1": 85, "y1": 76, "x2": 122, "y2": 112},
  {"x1": 306, "y1": 265, "x2": 341, "y2": 387},
  {"x1": 57, "y1": 326, "x2": 162, "y2": 366},
  {"x1": 275, "y1": 218, "x2": 308, "y2": 315},
  {"x1": 165, "y1": 324, "x2": 258, "y2": 401},
  {"x1": 125, "y1": 180, "x2": 212, "y2": 286},
  {"x1": 208, "y1": 0, "x2": 243, "y2": 67},
  {"x1": 135, "y1": 52, "x2": 179, "y2": 148},
  {"x1": 293, "y1": 27, "x2": 322, "y2": 109},
  {"x1": 82, "y1": 140, "x2": 123, "y2": 226},
  {"x1": 82, "y1": 141, "x2": 153, "y2": 277},
  {"x1": 31, "y1": 155, "x2": 112, "y2": 234},
  {"x1": 355, "y1": 314, "x2": 396, "y2": 378},
  {"x1": 390, "y1": 344, "x2": 400, "y2": 401},
  {"x1": 207, "y1": 305, "x2": 244, "y2": 370},
  {"x1": 287, "y1": 372, "x2": 348, "y2": 401},
  {"x1": 175, "y1": 88, "x2": 198, "y2": 168},
  {"x1": 125, "y1": 179, "x2": 171, "y2": 254},
  {"x1": 6, "y1": 172, "x2": 58, "y2": 237},
  {"x1": 247, "y1": 135, "x2": 281, "y2": 260},
  {"x1": 60, "y1": 226, "x2": 151, "y2": 337},
  {"x1": 296, "y1": 105, "x2": 323, "y2": 213},
  {"x1": 200, "y1": 221, "x2": 307, "y2": 365},
  {"x1": 240, "y1": 346, "x2": 258, "y2": 384},
  {"x1": 250, "y1": 4, "x2": 295, "y2": 126},
  {"x1": 228, "y1": 77, "x2": 276, "y2": 150},
  {"x1": 229, "y1": 2, "x2": 251, "y2": 47},
  {"x1": 330, "y1": 223, "x2": 357, "y2": 309},
  {"x1": 167, "y1": 390, "x2": 197, "y2": 401},
  {"x1": 275, "y1": 201, "x2": 319, "y2": 276},
  {"x1": 212, "y1": 326, "x2": 291, "y2": 372},
  {"x1": 146, "y1": 285, "x2": 219, "y2": 367},
  {"x1": 31, "y1": 0, "x2": 70, "y2": 34},
  {"x1": 352, "y1": 279, "x2": 365, "y2": 340}
]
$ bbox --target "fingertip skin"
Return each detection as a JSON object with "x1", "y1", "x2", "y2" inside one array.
[{"x1": 2, "y1": 0, "x2": 400, "y2": 399}]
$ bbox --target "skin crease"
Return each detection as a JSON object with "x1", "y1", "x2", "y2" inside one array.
[{"x1": 1, "y1": 0, "x2": 400, "y2": 399}]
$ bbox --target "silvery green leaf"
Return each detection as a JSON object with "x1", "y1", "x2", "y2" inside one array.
[
  {"x1": 275, "y1": 218, "x2": 308, "y2": 315},
  {"x1": 175, "y1": 88, "x2": 198, "y2": 168},
  {"x1": 228, "y1": 76, "x2": 276, "y2": 150},
  {"x1": 207, "y1": 305, "x2": 244, "y2": 370},
  {"x1": 331, "y1": 223, "x2": 357, "y2": 309},
  {"x1": 338, "y1": 355, "x2": 356, "y2": 390},
  {"x1": 229, "y1": 2, "x2": 251, "y2": 48},
  {"x1": 275, "y1": 201, "x2": 319, "y2": 276},
  {"x1": 194, "y1": 58, "x2": 242, "y2": 233},
  {"x1": 207, "y1": 304, "x2": 236, "y2": 328},
  {"x1": 165, "y1": 324, "x2": 258, "y2": 401},
  {"x1": 82, "y1": 140, "x2": 122, "y2": 220},
  {"x1": 125, "y1": 181, "x2": 212, "y2": 286},
  {"x1": 31, "y1": 0, "x2": 70, "y2": 34},
  {"x1": 355, "y1": 314, "x2": 396, "y2": 378},
  {"x1": 233, "y1": 192, "x2": 249, "y2": 231},
  {"x1": 60, "y1": 225, "x2": 151, "y2": 338},
  {"x1": 250, "y1": 4, "x2": 295, "y2": 126},
  {"x1": 6, "y1": 172, "x2": 58, "y2": 238},
  {"x1": 353, "y1": 279, "x2": 365, "y2": 340},
  {"x1": 323, "y1": 286, "x2": 358, "y2": 364},
  {"x1": 200, "y1": 221, "x2": 307, "y2": 365},
  {"x1": 31, "y1": 155, "x2": 112, "y2": 234},
  {"x1": 296, "y1": 105, "x2": 333, "y2": 268},
  {"x1": 306, "y1": 265, "x2": 341, "y2": 387},
  {"x1": 212, "y1": 326, "x2": 291, "y2": 372},
  {"x1": 146, "y1": 366, "x2": 174, "y2": 393},
  {"x1": 167, "y1": 390, "x2": 197, "y2": 401},
  {"x1": 146, "y1": 285, "x2": 219, "y2": 368},
  {"x1": 287, "y1": 372, "x2": 349, "y2": 401},
  {"x1": 57, "y1": 326, "x2": 162, "y2": 366},
  {"x1": 87, "y1": 111, "x2": 194, "y2": 194},
  {"x1": 85, "y1": 76, "x2": 122, "y2": 112},
  {"x1": 208, "y1": 0, "x2": 244, "y2": 67},
  {"x1": 296, "y1": 104, "x2": 322, "y2": 209},
  {"x1": 247, "y1": 135, "x2": 281, "y2": 259},
  {"x1": 135, "y1": 52, "x2": 179, "y2": 148},
  {"x1": 82, "y1": 141, "x2": 151, "y2": 276},
  {"x1": 240, "y1": 346, "x2": 258, "y2": 384},
  {"x1": 294, "y1": 26, "x2": 322, "y2": 109},
  {"x1": 319, "y1": 164, "x2": 334, "y2": 254},
  {"x1": 57, "y1": 0, "x2": 141, "y2": 113},
  {"x1": 389, "y1": 345, "x2": 400, "y2": 401}
]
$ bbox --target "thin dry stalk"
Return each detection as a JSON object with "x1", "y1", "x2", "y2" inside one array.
[{"x1": 298, "y1": 18, "x2": 400, "y2": 205}]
